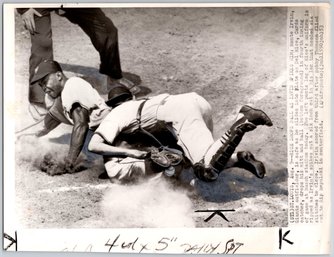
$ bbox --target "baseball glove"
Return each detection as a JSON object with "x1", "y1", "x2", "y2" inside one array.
[
  {"x1": 40, "y1": 154, "x2": 86, "y2": 176},
  {"x1": 149, "y1": 147, "x2": 183, "y2": 168}
]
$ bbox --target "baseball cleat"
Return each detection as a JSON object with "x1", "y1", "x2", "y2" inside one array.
[
  {"x1": 235, "y1": 151, "x2": 266, "y2": 179},
  {"x1": 193, "y1": 163, "x2": 219, "y2": 182},
  {"x1": 239, "y1": 105, "x2": 273, "y2": 126}
]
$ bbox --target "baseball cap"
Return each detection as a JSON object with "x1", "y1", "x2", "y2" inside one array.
[
  {"x1": 105, "y1": 86, "x2": 133, "y2": 107},
  {"x1": 30, "y1": 60, "x2": 62, "y2": 85}
]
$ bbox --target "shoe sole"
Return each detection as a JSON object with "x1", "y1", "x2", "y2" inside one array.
[
  {"x1": 236, "y1": 151, "x2": 266, "y2": 179},
  {"x1": 240, "y1": 105, "x2": 273, "y2": 126}
]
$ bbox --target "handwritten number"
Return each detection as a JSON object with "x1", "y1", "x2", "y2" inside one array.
[
  {"x1": 155, "y1": 237, "x2": 169, "y2": 251},
  {"x1": 105, "y1": 235, "x2": 120, "y2": 252}
]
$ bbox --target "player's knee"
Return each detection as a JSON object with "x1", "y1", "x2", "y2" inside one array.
[{"x1": 36, "y1": 36, "x2": 53, "y2": 52}]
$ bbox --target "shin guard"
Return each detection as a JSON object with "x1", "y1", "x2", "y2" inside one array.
[{"x1": 209, "y1": 123, "x2": 255, "y2": 171}]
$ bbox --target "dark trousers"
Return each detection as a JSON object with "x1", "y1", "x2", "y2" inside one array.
[{"x1": 29, "y1": 8, "x2": 122, "y2": 104}]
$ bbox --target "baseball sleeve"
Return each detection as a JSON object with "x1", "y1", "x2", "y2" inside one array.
[
  {"x1": 94, "y1": 114, "x2": 121, "y2": 145},
  {"x1": 61, "y1": 77, "x2": 104, "y2": 122}
]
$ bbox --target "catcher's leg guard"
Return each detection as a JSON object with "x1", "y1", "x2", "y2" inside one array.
[
  {"x1": 205, "y1": 105, "x2": 272, "y2": 172},
  {"x1": 234, "y1": 151, "x2": 266, "y2": 178},
  {"x1": 194, "y1": 123, "x2": 250, "y2": 181}
]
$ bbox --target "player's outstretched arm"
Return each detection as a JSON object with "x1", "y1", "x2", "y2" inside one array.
[
  {"x1": 88, "y1": 134, "x2": 148, "y2": 159},
  {"x1": 35, "y1": 113, "x2": 61, "y2": 137}
]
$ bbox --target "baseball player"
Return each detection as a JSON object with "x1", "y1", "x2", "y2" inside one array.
[
  {"x1": 31, "y1": 60, "x2": 111, "y2": 173},
  {"x1": 17, "y1": 7, "x2": 139, "y2": 120},
  {"x1": 88, "y1": 86, "x2": 273, "y2": 183}
]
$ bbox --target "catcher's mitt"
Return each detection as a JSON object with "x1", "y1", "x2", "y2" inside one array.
[
  {"x1": 40, "y1": 154, "x2": 85, "y2": 176},
  {"x1": 149, "y1": 147, "x2": 183, "y2": 168}
]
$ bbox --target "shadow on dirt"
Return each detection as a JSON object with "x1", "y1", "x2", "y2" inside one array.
[
  {"x1": 59, "y1": 63, "x2": 100, "y2": 78},
  {"x1": 195, "y1": 167, "x2": 288, "y2": 203},
  {"x1": 59, "y1": 63, "x2": 151, "y2": 96},
  {"x1": 48, "y1": 133, "x2": 71, "y2": 144}
]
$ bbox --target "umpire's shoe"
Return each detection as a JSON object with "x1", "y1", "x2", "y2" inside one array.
[{"x1": 235, "y1": 151, "x2": 266, "y2": 179}]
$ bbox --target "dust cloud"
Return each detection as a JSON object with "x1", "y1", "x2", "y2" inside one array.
[
  {"x1": 15, "y1": 127, "x2": 70, "y2": 168},
  {"x1": 101, "y1": 178, "x2": 196, "y2": 228}
]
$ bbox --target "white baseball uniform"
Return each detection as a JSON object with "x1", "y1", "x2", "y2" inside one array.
[
  {"x1": 94, "y1": 92, "x2": 214, "y2": 180},
  {"x1": 61, "y1": 77, "x2": 111, "y2": 128}
]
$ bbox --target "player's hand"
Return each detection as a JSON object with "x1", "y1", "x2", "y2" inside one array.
[
  {"x1": 40, "y1": 155, "x2": 86, "y2": 176},
  {"x1": 64, "y1": 157, "x2": 87, "y2": 174},
  {"x1": 22, "y1": 8, "x2": 42, "y2": 34},
  {"x1": 64, "y1": 157, "x2": 75, "y2": 173},
  {"x1": 129, "y1": 150, "x2": 149, "y2": 159}
]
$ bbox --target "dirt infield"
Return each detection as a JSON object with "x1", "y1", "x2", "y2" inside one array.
[{"x1": 14, "y1": 7, "x2": 288, "y2": 228}]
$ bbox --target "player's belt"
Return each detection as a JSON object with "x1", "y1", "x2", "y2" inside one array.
[
  {"x1": 136, "y1": 100, "x2": 148, "y2": 126},
  {"x1": 136, "y1": 99, "x2": 183, "y2": 159},
  {"x1": 136, "y1": 99, "x2": 164, "y2": 146}
]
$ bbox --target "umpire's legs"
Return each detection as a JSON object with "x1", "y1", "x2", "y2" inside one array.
[
  {"x1": 63, "y1": 8, "x2": 123, "y2": 79},
  {"x1": 29, "y1": 13, "x2": 53, "y2": 104}
]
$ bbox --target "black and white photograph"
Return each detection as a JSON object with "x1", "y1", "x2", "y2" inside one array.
[{"x1": 3, "y1": 3, "x2": 330, "y2": 254}]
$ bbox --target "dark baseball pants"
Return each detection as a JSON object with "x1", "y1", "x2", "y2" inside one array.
[{"x1": 29, "y1": 8, "x2": 122, "y2": 104}]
